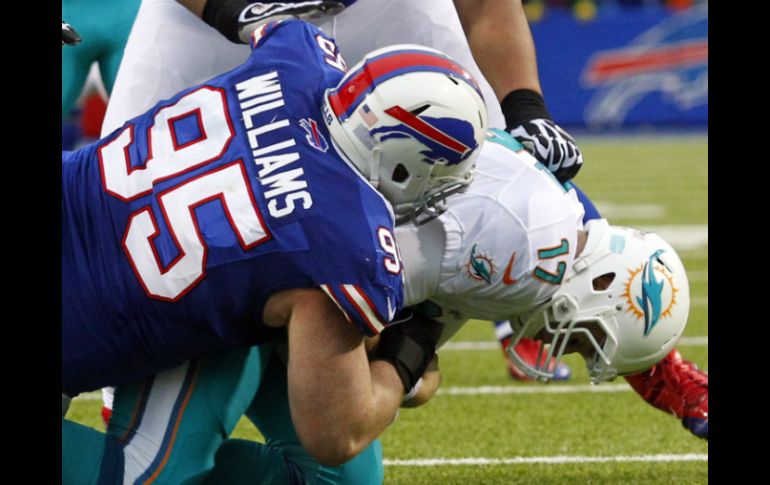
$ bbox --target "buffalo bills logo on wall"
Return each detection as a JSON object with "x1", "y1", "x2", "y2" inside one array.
[
  {"x1": 370, "y1": 106, "x2": 477, "y2": 166},
  {"x1": 300, "y1": 118, "x2": 329, "y2": 152},
  {"x1": 580, "y1": 6, "x2": 708, "y2": 128}
]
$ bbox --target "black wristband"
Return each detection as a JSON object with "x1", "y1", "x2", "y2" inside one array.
[
  {"x1": 371, "y1": 311, "x2": 443, "y2": 393},
  {"x1": 202, "y1": 0, "x2": 252, "y2": 44},
  {"x1": 373, "y1": 336, "x2": 430, "y2": 393},
  {"x1": 501, "y1": 89, "x2": 552, "y2": 130}
]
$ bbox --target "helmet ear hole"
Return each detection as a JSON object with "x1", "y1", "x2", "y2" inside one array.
[
  {"x1": 592, "y1": 272, "x2": 615, "y2": 291},
  {"x1": 392, "y1": 163, "x2": 410, "y2": 183}
]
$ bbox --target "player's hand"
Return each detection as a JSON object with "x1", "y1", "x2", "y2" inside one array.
[
  {"x1": 509, "y1": 118, "x2": 583, "y2": 183},
  {"x1": 62, "y1": 20, "x2": 81, "y2": 46},
  {"x1": 401, "y1": 354, "x2": 441, "y2": 408},
  {"x1": 237, "y1": 1, "x2": 347, "y2": 42}
]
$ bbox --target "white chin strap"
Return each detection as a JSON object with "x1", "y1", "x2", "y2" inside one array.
[{"x1": 369, "y1": 147, "x2": 382, "y2": 189}]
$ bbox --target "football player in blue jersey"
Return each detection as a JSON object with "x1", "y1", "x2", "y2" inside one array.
[
  {"x1": 100, "y1": 0, "x2": 587, "y2": 381},
  {"x1": 62, "y1": 18, "x2": 489, "y2": 483},
  {"x1": 95, "y1": 0, "x2": 585, "y2": 384},
  {"x1": 85, "y1": 131, "x2": 699, "y2": 485}
]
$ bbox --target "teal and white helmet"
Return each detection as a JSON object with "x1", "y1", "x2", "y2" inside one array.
[{"x1": 507, "y1": 219, "x2": 691, "y2": 383}]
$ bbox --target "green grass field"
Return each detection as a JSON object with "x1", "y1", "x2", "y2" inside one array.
[{"x1": 67, "y1": 135, "x2": 708, "y2": 484}]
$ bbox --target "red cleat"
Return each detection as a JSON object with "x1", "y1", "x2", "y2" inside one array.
[
  {"x1": 625, "y1": 348, "x2": 708, "y2": 440},
  {"x1": 502, "y1": 336, "x2": 572, "y2": 381},
  {"x1": 101, "y1": 405, "x2": 112, "y2": 428}
]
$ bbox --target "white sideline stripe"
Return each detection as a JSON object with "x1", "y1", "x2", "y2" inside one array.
[
  {"x1": 75, "y1": 358, "x2": 707, "y2": 402},
  {"x1": 437, "y1": 383, "x2": 631, "y2": 396},
  {"x1": 680, "y1": 336, "x2": 708, "y2": 346},
  {"x1": 692, "y1": 296, "x2": 708, "y2": 307},
  {"x1": 641, "y1": 225, "x2": 708, "y2": 251},
  {"x1": 383, "y1": 454, "x2": 708, "y2": 466},
  {"x1": 582, "y1": 220, "x2": 708, "y2": 252},
  {"x1": 441, "y1": 336, "x2": 707, "y2": 351},
  {"x1": 688, "y1": 270, "x2": 708, "y2": 282},
  {"x1": 73, "y1": 383, "x2": 633, "y2": 402},
  {"x1": 594, "y1": 202, "x2": 667, "y2": 220}
]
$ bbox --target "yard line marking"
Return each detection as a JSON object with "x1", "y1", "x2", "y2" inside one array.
[
  {"x1": 679, "y1": 249, "x2": 708, "y2": 260},
  {"x1": 437, "y1": 383, "x2": 632, "y2": 396},
  {"x1": 641, "y1": 225, "x2": 708, "y2": 251},
  {"x1": 441, "y1": 336, "x2": 707, "y2": 351},
  {"x1": 593, "y1": 202, "x2": 667, "y2": 220},
  {"x1": 441, "y1": 341, "x2": 505, "y2": 351},
  {"x1": 688, "y1": 270, "x2": 708, "y2": 282},
  {"x1": 75, "y1": 353, "x2": 707, "y2": 404},
  {"x1": 680, "y1": 336, "x2": 708, "y2": 346},
  {"x1": 383, "y1": 454, "x2": 708, "y2": 466},
  {"x1": 74, "y1": 383, "x2": 634, "y2": 402},
  {"x1": 692, "y1": 296, "x2": 708, "y2": 307}
]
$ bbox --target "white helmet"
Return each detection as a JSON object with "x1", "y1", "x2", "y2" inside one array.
[
  {"x1": 322, "y1": 44, "x2": 488, "y2": 224},
  {"x1": 507, "y1": 219, "x2": 691, "y2": 383}
]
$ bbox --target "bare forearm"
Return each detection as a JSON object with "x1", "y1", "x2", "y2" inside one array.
[
  {"x1": 289, "y1": 346, "x2": 403, "y2": 465},
  {"x1": 177, "y1": 0, "x2": 207, "y2": 17},
  {"x1": 454, "y1": 0, "x2": 542, "y2": 101},
  {"x1": 285, "y1": 291, "x2": 403, "y2": 466}
]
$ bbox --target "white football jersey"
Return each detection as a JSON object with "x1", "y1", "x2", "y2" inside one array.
[
  {"x1": 397, "y1": 133, "x2": 585, "y2": 341},
  {"x1": 102, "y1": 0, "x2": 505, "y2": 136}
]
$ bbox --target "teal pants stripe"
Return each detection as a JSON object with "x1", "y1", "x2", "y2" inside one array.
[{"x1": 63, "y1": 342, "x2": 383, "y2": 484}]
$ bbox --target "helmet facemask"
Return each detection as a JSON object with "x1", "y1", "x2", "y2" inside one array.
[
  {"x1": 506, "y1": 293, "x2": 621, "y2": 384},
  {"x1": 505, "y1": 219, "x2": 691, "y2": 384}
]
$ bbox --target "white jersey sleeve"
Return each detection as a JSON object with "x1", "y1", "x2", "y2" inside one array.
[
  {"x1": 398, "y1": 134, "x2": 585, "y2": 328},
  {"x1": 395, "y1": 219, "x2": 445, "y2": 308}
]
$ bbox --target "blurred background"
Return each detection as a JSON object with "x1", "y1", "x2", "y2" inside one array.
[
  {"x1": 62, "y1": 1, "x2": 708, "y2": 149},
  {"x1": 524, "y1": 0, "x2": 707, "y2": 132}
]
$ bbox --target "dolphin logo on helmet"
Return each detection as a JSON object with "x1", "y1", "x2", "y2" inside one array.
[{"x1": 638, "y1": 249, "x2": 669, "y2": 336}]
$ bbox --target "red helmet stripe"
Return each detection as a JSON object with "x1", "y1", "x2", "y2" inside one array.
[
  {"x1": 384, "y1": 105, "x2": 471, "y2": 155},
  {"x1": 328, "y1": 51, "x2": 478, "y2": 119}
]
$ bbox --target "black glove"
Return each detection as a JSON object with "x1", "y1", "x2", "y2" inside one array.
[
  {"x1": 203, "y1": 0, "x2": 347, "y2": 44},
  {"x1": 502, "y1": 89, "x2": 583, "y2": 184},
  {"x1": 62, "y1": 20, "x2": 81, "y2": 46},
  {"x1": 371, "y1": 310, "x2": 443, "y2": 394}
]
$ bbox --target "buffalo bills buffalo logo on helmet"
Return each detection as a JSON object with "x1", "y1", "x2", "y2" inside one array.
[{"x1": 370, "y1": 106, "x2": 477, "y2": 166}]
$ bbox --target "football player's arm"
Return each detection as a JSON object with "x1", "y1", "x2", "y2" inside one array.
[
  {"x1": 264, "y1": 288, "x2": 404, "y2": 466},
  {"x1": 400, "y1": 353, "x2": 441, "y2": 408},
  {"x1": 454, "y1": 0, "x2": 583, "y2": 183},
  {"x1": 365, "y1": 328, "x2": 443, "y2": 409},
  {"x1": 177, "y1": 0, "x2": 206, "y2": 17},
  {"x1": 453, "y1": 0, "x2": 541, "y2": 101}
]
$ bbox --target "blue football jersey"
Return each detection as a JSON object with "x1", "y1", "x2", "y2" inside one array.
[{"x1": 62, "y1": 20, "x2": 403, "y2": 395}]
